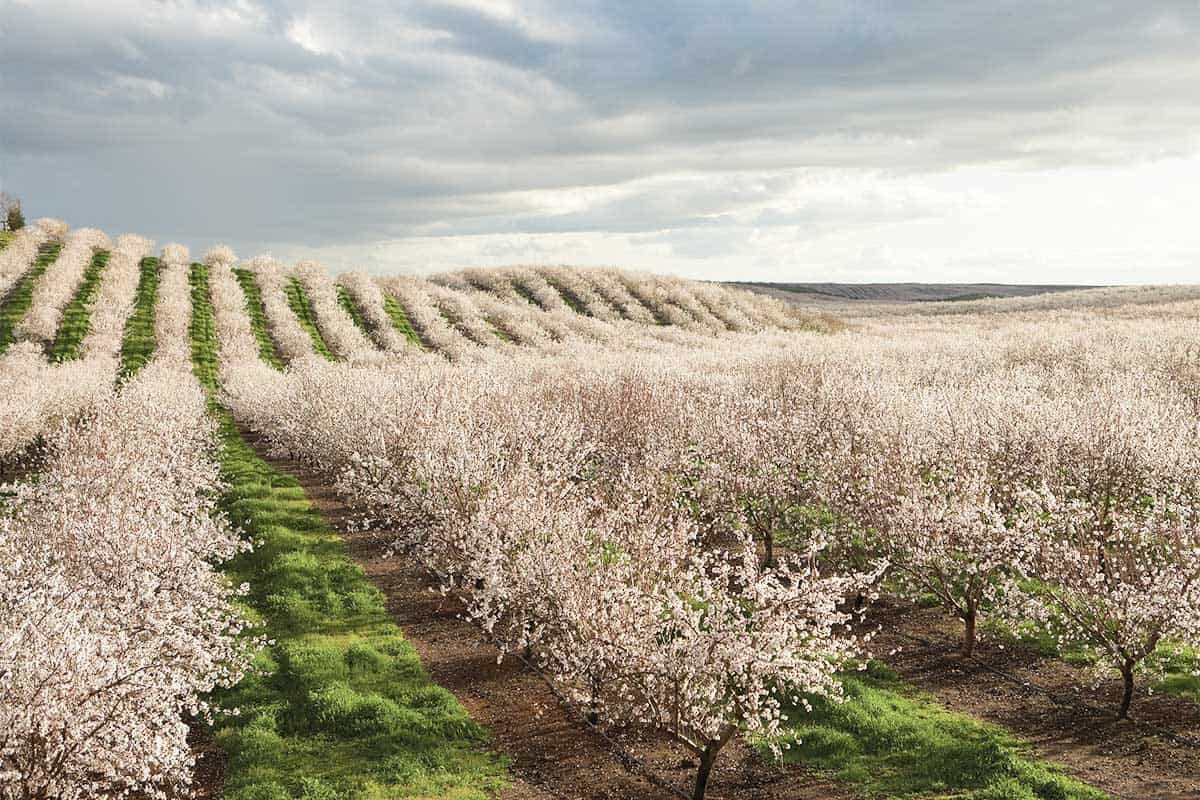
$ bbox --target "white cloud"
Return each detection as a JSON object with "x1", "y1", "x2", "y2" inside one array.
[{"x1": 3, "y1": 0, "x2": 1200, "y2": 283}]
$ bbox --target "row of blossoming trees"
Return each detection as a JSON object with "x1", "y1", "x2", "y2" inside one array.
[
  {"x1": 216, "y1": 278, "x2": 1200, "y2": 796},
  {"x1": 0, "y1": 228, "x2": 261, "y2": 800}
]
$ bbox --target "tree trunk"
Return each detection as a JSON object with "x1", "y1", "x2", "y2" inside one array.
[
  {"x1": 961, "y1": 606, "x2": 977, "y2": 658},
  {"x1": 692, "y1": 743, "x2": 719, "y2": 800},
  {"x1": 762, "y1": 531, "x2": 774, "y2": 570},
  {"x1": 1118, "y1": 659, "x2": 1135, "y2": 720}
]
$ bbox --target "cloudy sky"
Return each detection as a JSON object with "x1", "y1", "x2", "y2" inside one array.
[{"x1": 2, "y1": 1, "x2": 1199, "y2": 282}]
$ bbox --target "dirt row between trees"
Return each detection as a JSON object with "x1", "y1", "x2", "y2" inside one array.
[
  {"x1": 245, "y1": 432, "x2": 855, "y2": 800},
  {"x1": 870, "y1": 602, "x2": 1200, "y2": 800},
  {"x1": 244, "y1": 431, "x2": 1200, "y2": 800}
]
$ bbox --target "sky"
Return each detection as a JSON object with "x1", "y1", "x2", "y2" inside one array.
[{"x1": 2, "y1": 1, "x2": 1199, "y2": 283}]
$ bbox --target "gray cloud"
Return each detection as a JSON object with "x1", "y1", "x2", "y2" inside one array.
[{"x1": 1, "y1": 0, "x2": 1199, "y2": 278}]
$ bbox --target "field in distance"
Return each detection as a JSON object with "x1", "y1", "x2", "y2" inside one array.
[{"x1": 730, "y1": 281, "x2": 1097, "y2": 304}]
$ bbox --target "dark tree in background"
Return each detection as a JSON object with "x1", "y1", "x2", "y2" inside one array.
[{"x1": 0, "y1": 193, "x2": 23, "y2": 231}]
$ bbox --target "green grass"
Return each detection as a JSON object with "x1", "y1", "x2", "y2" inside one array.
[
  {"x1": 508, "y1": 282, "x2": 543, "y2": 310},
  {"x1": 0, "y1": 231, "x2": 13, "y2": 250},
  {"x1": 979, "y1": 582, "x2": 1199, "y2": 703},
  {"x1": 285, "y1": 278, "x2": 336, "y2": 360},
  {"x1": 776, "y1": 661, "x2": 1109, "y2": 800},
  {"x1": 1154, "y1": 645, "x2": 1200, "y2": 702},
  {"x1": 119, "y1": 257, "x2": 161, "y2": 378},
  {"x1": 380, "y1": 294, "x2": 426, "y2": 350},
  {"x1": 210, "y1": 419, "x2": 509, "y2": 800},
  {"x1": 0, "y1": 241, "x2": 62, "y2": 354},
  {"x1": 233, "y1": 268, "x2": 285, "y2": 370},
  {"x1": 49, "y1": 249, "x2": 110, "y2": 362},
  {"x1": 336, "y1": 284, "x2": 378, "y2": 344},
  {"x1": 190, "y1": 263, "x2": 219, "y2": 389},
  {"x1": 544, "y1": 279, "x2": 587, "y2": 315},
  {"x1": 186, "y1": 273, "x2": 508, "y2": 800},
  {"x1": 485, "y1": 319, "x2": 513, "y2": 343}
]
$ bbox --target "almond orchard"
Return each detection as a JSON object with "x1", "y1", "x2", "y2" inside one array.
[{"x1": 2, "y1": 218, "x2": 1199, "y2": 800}]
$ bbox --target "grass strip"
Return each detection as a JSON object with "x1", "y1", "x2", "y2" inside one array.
[
  {"x1": 49, "y1": 249, "x2": 110, "y2": 362},
  {"x1": 285, "y1": 277, "x2": 336, "y2": 360},
  {"x1": 335, "y1": 284, "x2": 376, "y2": 342},
  {"x1": 776, "y1": 661, "x2": 1109, "y2": 800},
  {"x1": 543, "y1": 279, "x2": 587, "y2": 315},
  {"x1": 186, "y1": 273, "x2": 509, "y2": 800},
  {"x1": 211, "y1": 416, "x2": 509, "y2": 800},
  {"x1": 485, "y1": 319, "x2": 514, "y2": 343},
  {"x1": 189, "y1": 263, "x2": 219, "y2": 389},
  {"x1": 508, "y1": 281, "x2": 546, "y2": 310},
  {"x1": 233, "y1": 268, "x2": 285, "y2": 370},
  {"x1": 381, "y1": 294, "x2": 427, "y2": 350},
  {"x1": 119, "y1": 257, "x2": 161, "y2": 378},
  {"x1": 0, "y1": 241, "x2": 63, "y2": 354}
]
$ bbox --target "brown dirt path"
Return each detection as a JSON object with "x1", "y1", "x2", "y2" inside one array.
[
  {"x1": 871, "y1": 600, "x2": 1200, "y2": 800},
  {"x1": 186, "y1": 723, "x2": 226, "y2": 800},
  {"x1": 241, "y1": 428, "x2": 856, "y2": 800}
]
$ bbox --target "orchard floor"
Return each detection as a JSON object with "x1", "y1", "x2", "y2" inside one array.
[
  {"x1": 241, "y1": 428, "x2": 1200, "y2": 800},
  {"x1": 870, "y1": 603, "x2": 1200, "y2": 800},
  {"x1": 243, "y1": 428, "x2": 854, "y2": 800},
  {"x1": 187, "y1": 725, "x2": 226, "y2": 800}
]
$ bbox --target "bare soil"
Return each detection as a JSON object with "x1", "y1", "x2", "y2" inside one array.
[
  {"x1": 872, "y1": 600, "x2": 1200, "y2": 800},
  {"x1": 185, "y1": 723, "x2": 226, "y2": 800}
]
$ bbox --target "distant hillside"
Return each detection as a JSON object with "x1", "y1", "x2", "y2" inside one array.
[{"x1": 728, "y1": 282, "x2": 1099, "y2": 305}]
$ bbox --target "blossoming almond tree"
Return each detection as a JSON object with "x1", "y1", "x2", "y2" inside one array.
[
  {"x1": 79, "y1": 234, "x2": 154, "y2": 359},
  {"x1": 293, "y1": 260, "x2": 382, "y2": 363},
  {"x1": 338, "y1": 271, "x2": 421, "y2": 355},
  {"x1": 0, "y1": 343, "x2": 114, "y2": 471},
  {"x1": 1006, "y1": 378, "x2": 1200, "y2": 718},
  {"x1": 243, "y1": 256, "x2": 320, "y2": 363},
  {"x1": 206, "y1": 246, "x2": 266, "y2": 368},
  {"x1": 153, "y1": 243, "x2": 194, "y2": 366},
  {"x1": 0, "y1": 364, "x2": 259, "y2": 800},
  {"x1": 0, "y1": 218, "x2": 67, "y2": 299},
  {"x1": 15, "y1": 227, "x2": 110, "y2": 347},
  {"x1": 553, "y1": 529, "x2": 870, "y2": 800}
]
